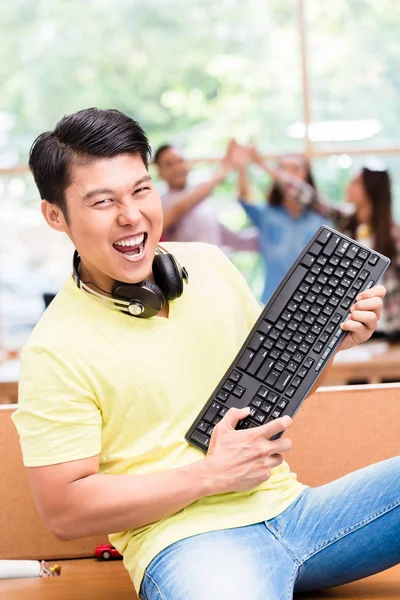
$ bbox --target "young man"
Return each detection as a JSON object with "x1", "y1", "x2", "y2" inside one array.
[
  {"x1": 12, "y1": 108, "x2": 398, "y2": 600},
  {"x1": 154, "y1": 142, "x2": 259, "y2": 250}
]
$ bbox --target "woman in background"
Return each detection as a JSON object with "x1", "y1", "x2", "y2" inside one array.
[{"x1": 236, "y1": 146, "x2": 327, "y2": 304}]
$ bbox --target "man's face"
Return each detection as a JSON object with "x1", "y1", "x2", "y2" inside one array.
[
  {"x1": 54, "y1": 153, "x2": 163, "y2": 292},
  {"x1": 157, "y1": 147, "x2": 189, "y2": 190}
]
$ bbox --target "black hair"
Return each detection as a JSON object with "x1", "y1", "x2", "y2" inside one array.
[
  {"x1": 267, "y1": 154, "x2": 317, "y2": 206},
  {"x1": 153, "y1": 144, "x2": 173, "y2": 166},
  {"x1": 29, "y1": 107, "x2": 151, "y2": 222},
  {"x1": 347, "y1": 167, "x2": 395, "y2": 260}
]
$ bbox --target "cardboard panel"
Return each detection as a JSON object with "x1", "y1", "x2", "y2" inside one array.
[
  {"x1": 288, "y1": 384, "x2": 400, "y2": 486},
  {"x1": 0, "y1": 406, "x2": 107, "y2": 561}
]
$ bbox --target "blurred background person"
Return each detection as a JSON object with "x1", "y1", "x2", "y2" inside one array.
[
  {"x1": 251, "y1": 151, "x2": 400, "y2": 340},
  {"x1": 236, "y1": 144, "x2": 327, "y2": 304},
  {"x1": 154, "y1": 142, "x2": 259, "y2": 251}
]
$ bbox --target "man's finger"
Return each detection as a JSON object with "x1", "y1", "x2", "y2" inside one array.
[
  {"x1": 258, "y1": 415, "x2": 292, "y2": 439},
  {"x1": 356, "y1": 284, "x2": 386, "y2": 301}
]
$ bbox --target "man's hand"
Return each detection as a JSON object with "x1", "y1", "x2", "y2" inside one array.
[
  {"x1": 338, "y1": 284, "x2": 386, "y2": 351},
  {"x1": 203, "y1": 408, "x2": 293, "y2": 494}
]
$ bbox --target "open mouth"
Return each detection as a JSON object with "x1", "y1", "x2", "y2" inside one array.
[{"x1": 113, "y1": 232, "x2": 147, "y2": 261}]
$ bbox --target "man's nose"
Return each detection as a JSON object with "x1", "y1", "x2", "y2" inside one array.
[{"x1": 116, "y1": 202, "x2": 142, "y2": 227}]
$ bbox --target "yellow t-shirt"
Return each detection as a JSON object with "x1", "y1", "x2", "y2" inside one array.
[{"x1": 12, "y1": 242, "x2": 304, "y2": 592}]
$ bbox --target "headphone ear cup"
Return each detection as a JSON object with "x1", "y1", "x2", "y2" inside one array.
[
  {"x1": 152, "y1": 253, "x2": 183, "y2": 300},
  {"x1": 112, "y1": 280, "x2": 166, "y2": 318}
]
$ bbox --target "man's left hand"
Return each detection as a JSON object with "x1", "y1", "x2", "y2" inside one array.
[{"x1": 338, "y1": 284, "x2": 386, "y2": 351}]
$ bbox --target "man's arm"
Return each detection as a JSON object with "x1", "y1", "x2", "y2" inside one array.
[
  {"x1": 163, "y1": 140, "x2": 237, "y2": 231},
  {"x1": 163, "y1": 169, "x2": 228, "y2": 230}
]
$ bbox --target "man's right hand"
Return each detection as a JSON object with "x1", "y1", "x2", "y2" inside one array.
[{"x1": 203, "y1": 407, "x2": 293, "y2": 494}]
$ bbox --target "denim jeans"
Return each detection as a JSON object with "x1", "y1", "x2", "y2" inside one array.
[{"x1": 139, "y1": 457, "x2": 400, "y2": 600}]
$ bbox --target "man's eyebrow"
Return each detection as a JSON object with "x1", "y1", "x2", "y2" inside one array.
[{"x1": 82, "y1": 175, "x2": 152, "y2": 201}]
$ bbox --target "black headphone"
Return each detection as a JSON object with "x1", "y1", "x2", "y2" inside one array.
[{"x1": 72, "y1": 246, "x2": 188, "y2": 318}]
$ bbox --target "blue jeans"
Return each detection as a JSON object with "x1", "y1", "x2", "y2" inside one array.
[{"x1": 139, "y1": 457, "x2": 400, "y2": 600}]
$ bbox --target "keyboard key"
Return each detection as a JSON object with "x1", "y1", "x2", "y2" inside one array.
[
  {"x1": 311, "y1": 264, "x2": 322, "y2": 275},
  {"x1": 341, "y1": 298, "x2": 352, "y2": 309},
  {"x1": 329, "y1": 256, "x2": 340, "y2": 266},
  {"x1": 309, "y1": 242, "x2": 323, "y2": 256},
  {"x1": 305, "y1": 273, "x2": 316, "y2": 285},
  {"x1": 229, "y1": 370, "x2": 241, "y2": 382},
  {"x1": 331, "y1": 313, "x2": 342, "y2": 324},
  {"x1": 317, "y1": 255, "x2": 327, "y2": 266},
  {"x1": 276, "y1": 339, "x2": 286, "y2": 351},
  {"x1": 292, "y1": 377, "x2": 302, "y2": 388},
  {"x1": 353, "y1": 258, "x2": 363, "y2": 270},
  {"x1": 277, "y1": 399, "x2": 289, "y2": 409},
  {"x1": 276, "y1": 370, "x2": 293, "y2": 392},
  {"x1": 299, "y1": 342, "x2": 310, "y2": 354},
  {"x1": 317, "y1": 228, "x2": 332, "y2": 245},
  {"x1": 257, "y1": 386, "x2": 269, "y2": 398},
  {"x1": 305, "y1": 314, "x2": 315, "y2": 325},
  {"x1": 267, "y1": 391, "x2": 279, "y2": 403},
  {"x1": 304, "y1": 358, "x2": 315, "y2": 368},
  {"x1": 270, "y1": 329, "x2": 280, "y2": 340},
  {"x1": 334, "y1": 268, "x2": 345, "y2": 279},
  {"x1": 275, "y1": 361, "x2": 286, "y2": 372},
  {"x1": 257, "y1": 358, "x2": 275, "y2": 381},
  {"x1": 293, "y1": 333, "x2": 303, "y2": 344},
  {"x1": 217, "y1": 390, "x2": 229, "y2": 402},
  {"x1": 347, "y1": 268, "x2": 357, "y2": 279},
  {"x1": 293, "y1": 351, "x2": 303, "y2": 363},
  {"x1": 270, "y1": 349, "x2": 280, "y2": 360},
  {"x1": 299, "y1": 282, "x2": 310, "y2": 294},
  {"x1": 286, "y1": 386, "x2": 296, "y2": 398},
  {"x1": 359, "y1": 269, "x2": 369, "y2": 280},
  {"x1": 272, "y1": 408, "x2": 283, "y2": 418},
  {"x1": 353, "y1": 279, "x2": 363, "y2": 290},
  {"x1": 298, "y1": 367, "x2": 307, "y2": 378},
  {"x1": 204, "y1": 402, "x2": 221, "y2": 423},
  {"x1": 346, "y1": 244, "x2": 359, "y2": 260},
  {"x1": 249, "y1": 332, "x2": 265, "y2": 351},
  {"x1": 315, "y1": 342, "x2": 324, "y2": 353},
  {"x1": 237, "y1": 349, "x2": 255, "y2": 371},
  {"x1": 317, "y1": 315, "x2": 328, "y2": 326},
  {"x1": 248, "y1": 348, "x2": 269, "y2": 376},
  {"x1": 301, "y1": 253, "x2": 316, "y2": 268},
  {"x1": 198, "y1": 421, "x2": 208, "y2": 432},
  {"x1": 293, "y1": 292, "x2": 304, "y2": 303},
  {"x1": 259, "y1": 320, "x2": 273, "y2": 335},
  {"x1": 299, "y1": 323, "x2": 309, "y2": 335},
  {"x1": 223, "y1": 381, "x2": 235, "y2": 392},
  {"x1": 233, "y1": 385, "x2": 245, "y2": 398},
  {"x1": 263, "y1": 338, "x2": 274, "y2": 350},
  {"x1": 323, "y1": 265, "x2": 334, "y2": 276},
  {"x1": 255, "y1": 411, "x2": 266, "y2": 424},
  {"x1": 281, "y1": 310, "x2": 292, "y2": 322},
  {"x1": 368, "y1": 254, "x2": 379, "y2": 266},
  {"x1": 192, "y1": 430, "x2": 210, "y2": 448},
  {"x1": 251, "y1": 397, "x2": 262, "y2": 408},
  {"x1": 322, "y1": 234, "x2": 340, "y2": 256},
  {"x1": 287, "y1": 361, "x2": 297, "y2": 373},
  {"x1": 359, "y1": 249, "x2": 369, "y2": 260},
  {"x1": 340, "y1": 258, "x2": 351, "y2": 269},
  {"x1": 265, "y1": 370, "x2": 280, "y2": 387},
  {"x1": 323, "y1": 305, "x2": 334, "y2": 316},
  {"x1": 337, "y1": 239, "x2": 350, "y2": 254},
  {"x1": 281, "y1": 352, "x2": 291, "y2": 363},
  {"x1": 261, "y1": 401, "x2": 273, "y2": 414}
]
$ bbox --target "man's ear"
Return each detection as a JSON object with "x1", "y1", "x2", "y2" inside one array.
[{"x1": 41, "y1": 200, "x2": 69, "y2": 233}]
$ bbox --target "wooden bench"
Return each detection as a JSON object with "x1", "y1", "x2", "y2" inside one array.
[{"x1": 1, "y1": 384, "x2": 399, "y2": 598}]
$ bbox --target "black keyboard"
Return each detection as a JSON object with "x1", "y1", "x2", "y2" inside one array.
[{"x1": 186, "y1": 226, "x2": 390, "y2": 452}]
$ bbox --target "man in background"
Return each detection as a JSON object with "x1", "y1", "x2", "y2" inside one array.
[{"x1": 154, "y1": 142, "x2": 259, "y2": 251}]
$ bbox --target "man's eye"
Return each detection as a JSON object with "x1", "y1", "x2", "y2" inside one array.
[
  {"x1": 93, "y1": 199, "x2": 112, "y2": 206},
  {"x1": 134, "y1": 186, "x2": 151, "y2": 194}
]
